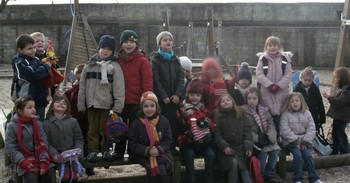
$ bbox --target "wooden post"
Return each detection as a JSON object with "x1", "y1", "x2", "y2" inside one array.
[
  {"x1": 162, "y1": 11, "x2": 170, "y2": 32},
  {"x1": 216, "y1": 20, "x2": 222, "y2": 55},
  {"x1": 206, "y1": 8, "x2": 214, "y2": 55},
  {"x1": 186, "y1": 22, "x2": 194, "y2": 58}
]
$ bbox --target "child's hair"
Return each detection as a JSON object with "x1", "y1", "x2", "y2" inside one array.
[
  {"x1": 264, "y1": 36, "x2": 283, "y2": 52},
  {"x1": 244, "y1": 87, "x2": 262, "y2": 104},
  {"x1": 30, "y1": 32, "x2": 45, "y2": 39},
  {"x1": 333, "y1": 67, "x2": 350, "y2": 88},
  {"x1": 282, "y1": 92, "x2": 309, "y2": 113},
  {"x1": 46, "y1": 96, "x2": 72, "y2": 118},
  {"x1": 74, "y1": 64, "x2": 85, "y2": 75},
  {"x1": 16, "y1": 34, "x2": 35, "y2": 50},
  {"x1": 15, "y1": 95, "x2": 35, "y2": 113},
  {"x1": 300, "y1": 66, "x2": 314, "y2": 79},
  {"x1": 217, "y1": 94, "x2": 244, "y2": 120}
]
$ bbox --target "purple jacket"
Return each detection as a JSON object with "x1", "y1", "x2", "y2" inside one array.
[{"x1": 256, "y1": 52, "x2": 292, "y2": 115}]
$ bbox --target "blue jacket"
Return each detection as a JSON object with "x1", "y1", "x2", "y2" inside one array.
[{"x1": 12, "y1": 53, "x2": 50, "y2": 107}]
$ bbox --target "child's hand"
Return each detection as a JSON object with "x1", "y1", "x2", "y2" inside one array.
[
  {"x1": 223, "y1": 147, "x2": 233, "y2": 155},
  {"x1": 186, "y1": 109, "x2": 195, "y2": 116},
  {"x1": 45, "y1": 61, "x2": 52, "y2": 67},
  {"x1": 163, "y1": 97, "x2": 170, "y2": 104},
  {"x1": 55, "y1": 89, "x2": 64, "y2": 97},
  {"x1": 322, "y1": 91, "x2": 330, "y2": 99},
  {"x1": 300, "y1": 144, "x2": 307, "y2": 151},
  {"x1": 171, "y1": 95, "x2": 179, "y2": 104},
  {"x1": 296, "y1": 144, "x2": 301, "y2": 150},
  {"x1": 39, "y1": 161, "x2": 49, "y2": 175},
  {"x1": 47, "y1": 95, "x2": 53, "y2": 102},
  {"x1": 150, "y1": 146, "x2": 159, "y2": 157},
  {"x1": 246, "y1": 150, "x2": 252, "y2": 157}
]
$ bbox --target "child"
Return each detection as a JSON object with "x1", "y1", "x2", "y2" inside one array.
[
  {"x1": 179, "y1": 56, "x2": 193, "y2": 101},
  {"x1": 116, "y1": 30, "x2": 153, "y2": 159},
  {"x1": 78, "y1": 35, "x2": 125, "y2": 163},
  {"x1": 213, "y1": 94, "x2": 254, "y2": 183},
  {"x1": 229, "y1": 62, "x2": 252, "y2": 106},
  {"x1": 11, "y1": 34, "x2": 51, "y2": 121},
  {"x1": 322, "y1": 67, "x2": 350, "y2": 154},
  {"x1": 43, "y1": 96, "x2": 84, "y2": 182},
  {"x1": 243, "y1": 87, "x2": 280, "y2": 183},
  {"x1": 280, "y1": 92, "x2": 322, "y2": 183},
  {"x1": 256, "y1": 36, "x2": 292, "y2": 135},
  {"x1": 293, "y1": 67, "x2": 325, "y2": 134},
  {"x1": 179, "y1": 78, "x2": 215, "y2": 183},
  {"x1": 128, "y1": 92, "x2": 173, "y2": 183},
  {"x1": 152, "y1": 31, "x2": 184, "y2": 151},
  {"x1": 201, "y1": 56, "x2": 227, "y2": 113},
  {"x1": 5, "y1": 96, "x2": 56, "y2": 183},
  {"x1": 30, "y1": 32, "x2": 46, "y2": 60}
]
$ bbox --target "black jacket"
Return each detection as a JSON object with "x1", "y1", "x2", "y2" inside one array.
[
  {"x1": 326, "y1": 83, "x2": 350, "y2": 123},
  {"x1": 151, "y1": 52, "x2": 184, "y2": 103},
  {"x1": 293, "y1": 81, "x2": 326, "y2": 130},
  {"x1": 228, "y1": 88, "x2": 245, "y2": 106}
]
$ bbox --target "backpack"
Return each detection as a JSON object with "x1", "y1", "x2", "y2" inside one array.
[
  {"x1": 249, "y1": 156, "x2": 264, "y2": 183},
  {"x1": 104, "y1": 116, "x2": 128, "y2": 147},
  {"x1": 257, "y1": 55, "x2": 288, "y2": 88}
]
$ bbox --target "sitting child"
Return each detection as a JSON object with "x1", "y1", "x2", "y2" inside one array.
[{"x1": 229, "y1": 62, "x2": 252, "y2": 106}]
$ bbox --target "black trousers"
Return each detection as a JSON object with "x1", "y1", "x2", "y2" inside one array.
[
  {"x1": 22, "y1": 168, "x2": 56, "y2": 183},
  {"x1": 332, "y1": 119, "x2": 350, "y2": 154}
]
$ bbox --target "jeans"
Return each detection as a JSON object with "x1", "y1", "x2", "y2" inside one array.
[
  {"x1": 181, "y1": 145, "x2": 215, "y2": 183},
  {"x1": 228, "y1": 158, "x2": 252, "y2": 183},
  {"x1": 287, "y1": 147, "x2": 320, "y2": 183},
  {"x1": 258, "y1": 150, "x2": 280, "y2": 177},
  {"x1": 332, "y1": 119, "x2": 350, "y2": 154}
]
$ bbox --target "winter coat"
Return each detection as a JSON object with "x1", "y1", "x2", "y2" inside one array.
[
  {"x1": 5, "y1": 114, "x2": 54, "y2": 176},
  {"x1": 151, "y1": 52, "x2": 184, "y2": 103},
  {"x1": 326, "y1": 83, "x2": 350, "y2": 122},
  {"x1": 293, "y1": 81, "x2": 326, "y2": 130},
  {"x1": 244, "y1": 107, "x2": 280, "y2": 153},
  {"x1": 11, "y1": 53, "x2": 50, "y2": 108},
  {"x1": 117, "y1": 48, "x2": 153, "y2": 105},
  {"x1": 43, "y1": 116, "x2": 84, "y2": 174},
  {"x1": 280, "y1": 110, "x2": 316, "y2": 147},
  {"x1": 77, "y1": 53, "x2": 125, "y2": 113},
  {"x1": 213, "y1": 109, "x2": 254, "y2": 171},
  {"x1": 128, "y1": 115, "x2": 172, "y2": 172},
  {"x1": 228, "y1": 88, "x2": 245, "y2": 106},
  {"x1": 201, "y1": 79, "x2": 228, "y2": 113},
  {"x1": 256, "y1": 52, "x2": 292, "y2": 115}
]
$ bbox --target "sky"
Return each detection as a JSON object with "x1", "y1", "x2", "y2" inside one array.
[{"x1": 7, "y1": 0, "x2": 345, "y2": 5}]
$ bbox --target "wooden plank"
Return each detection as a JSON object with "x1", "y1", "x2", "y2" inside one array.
[
  {"x1": 162, "y1": 11, "x2": 170, "y2": 31},
  {"x1": 206, "y1": 8, "x2": 214, "y2": 55},
  {"x1": 186, "y1": 22, "x2": 194, "y2": 58}
]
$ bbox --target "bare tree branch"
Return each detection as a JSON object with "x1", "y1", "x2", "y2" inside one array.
[{"x1": 0, "y1": 0, "x2": 10, "y2": 13}]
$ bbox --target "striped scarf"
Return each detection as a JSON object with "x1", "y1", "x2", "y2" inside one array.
[
  {"x1": 210, "y1": 77, "x2": 227, "y2": 106},
  {"x1": 246, "y1": 105, "x2": 268, "y2": 133}
]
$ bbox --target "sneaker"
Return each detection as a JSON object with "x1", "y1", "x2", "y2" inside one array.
[
  {"x1": 314, "y1": 180, "x2": 323, "y2": 183},
  {"x1": 265, "y1": 176, "x2": 280, "y2": 183},
  {"x1": 85, "y1": 167, "x2": 95, "y2": 176},
  {"x1": 102, "y1": 151, "x2": 114, "y2": 162},
  {"x1": 87, "y1": 152, "x2": 98, "y2": 163}
]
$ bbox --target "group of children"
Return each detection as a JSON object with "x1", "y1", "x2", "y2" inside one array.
[{"x1": 4, "y1": 30, "x2": 350, "y2": 183}]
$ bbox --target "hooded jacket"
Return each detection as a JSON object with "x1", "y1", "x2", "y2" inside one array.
[{"x1": 326, "y1": 83, "x2": 350, "y2": 122}]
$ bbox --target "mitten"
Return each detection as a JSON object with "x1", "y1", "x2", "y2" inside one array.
[
  {"x1": 39, "y1": 160, "x2": 49, "y2": 175},
  {"x1": 268, "y1": 84, "x2": 281, "y2": 94}
]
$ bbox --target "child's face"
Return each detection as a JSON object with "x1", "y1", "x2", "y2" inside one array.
[
  {"x1": 18, "y1": 101, "x2": 36, "y2": 119},
  {"x1": 290, "y1": 95, "x2": 301, "y2": 112},
  {"x1": 333, "y1": 73, "x2": 340, "y2": 86},
  {"x1": 188, "y1": 93, "x2": 201, "y2": 105},
  {"x1": 122, "y1": 40, "x2": 137, "y2": 54},
  {"x1": 160, "y1": 35, "x2": 173, "y2": 51},
  {"x1": 206, "y1": 67, "x2": 217, "y2": 79},
  {"x1": 142, "y1": 100, "x2": 157, "y2": 117},
  {"x1": 53, "y1": 99, "x2": 67, "y2": 114},
  {"x1": 182, "y1": 69, "x2": 190, "y2": 77},
  {"x1": 220, "y1": 96, "x2": 233, "y2": 109},
  {"x1": 238, "y1": 79, "x2": 250, "y2": 89},
  {"x1": 74, "y1": 73, "x2": 81, "y2": 81},
  {"x1": 33, "y1": 36, "x2": 45, "y2": 53},
  {"x1": 18, "y1": 43, "x2": 36, "y2": 58},
  {"x1": 247, "y1": 93, "x2": 259, "y2": 109},
  {"x1": 267, "y1": 44, "x2": 279, "y2": 54},
  {"x1": 99, "y1": 47, "x2": 114, "y2": 60},
  {"x1": 301, "y1": 75, "x2": 314, "y2": 88}
]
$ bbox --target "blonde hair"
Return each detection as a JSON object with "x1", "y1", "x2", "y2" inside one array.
[
  {"x1": 30, "y1": 32, "x2": 45, "y2": 39},
  {"x1": 264, "y1": 36, "x2": 283, "y2": 52},
  {"x1": 300, "y1": 66, "x2": 314, "y2": 79},
  {"x1": 74, "y1": 64, "x2": 85, "y2": 75},
  {"x1": 282, "y1": 92, "x2": 309, "y2": 113},
  {"x1": 217, "y1": 94, "x2": 244, "y2": 120}
]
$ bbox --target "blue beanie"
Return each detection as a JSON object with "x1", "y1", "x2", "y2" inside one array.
[
  {"x1": 237, "y1": 62, "x2": 252, "y2": 84},
  {"x1": 99, "y1": 35, "x2": 116, "y2": 52}
]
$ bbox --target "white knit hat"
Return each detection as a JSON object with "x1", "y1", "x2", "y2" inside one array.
[
  {"x1": 179, "y1": 56, "x2": 192, "y2": 71},
  {"x1": 156, "y1": 31, "x2": 173, "y2": 46},
  {"x1": 140, "y1": 91, "x2": 158, "y2": 106}
]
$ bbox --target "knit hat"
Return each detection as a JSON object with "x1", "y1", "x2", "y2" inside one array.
[
  {"x1": 179, "y1": 56, "x2": 192, "y2": 71},
  {"x1": 156, "y1": 31, "x2": 173, "y2": 46},
  {"x1": 120, "y1": 30, "x2": 138, "y2": 45},
  {"x1": 140, "y1": 91, "x2": 158, "y2": 106},
  {"x1": 99, "y1": 35, "x2": 116, "y2": 52},
  {"x1": 237, "y1": 62, "x2": 252, "y2": 83},
  {"x1": 186, "y1": 78, "x2": 203, "y2": 95}
]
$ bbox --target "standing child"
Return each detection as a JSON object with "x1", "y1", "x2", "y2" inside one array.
[
  {"x1": 116, "y1": 30, "x2": 153, "y2": 159},
  {"x1": 30, "y1": 32, "x2": 46, "y2": 61},
  {"x1": 201, "y1": 56, "x2": 227, "y2": 113},
  {"x1": 243, "y1": 87, "x2": 280, "y2": 183},
  {"x1": 78, "y1": 35, "x2": 125, "y2": 163},
  {"x1": 229, "y1": 62, "x2": 252, "y2": 106},
  {"x1": 179, "y1": 56, "x2": 193, "y2": 101},
  {"x1": 214, "y1": 94, "x2": 254, "y2": 183},
  {"x1": 44, "y1": 96, "x2": 84, "y2": 183},
  {"x1": 5, "y1": 96, "x2": 56, "y2": 183},
  {"x1": 180, "y1": 79, "x2": 215, "y2": 183},
  {"x1": 256, "y1": 36, "x2": 292, "y2": 135},
  {"x1": 152, "y1": 31, "x2": 184, "y2": 151},
  {"x1": 294, "y1": 67, "x2": 325, "y2": 134},
  {"x1": 128, "y1": 92, "x2": 172, "y2": 183},
  {"x1": 280, "y1": 92, "x2": 323, "y2": 183},
  {"x1": 322, "y1": 67, "x2": 350, "y2": 154},
  {"x1": 11, "y1": 34, "x2": 51, "y2": 121}
]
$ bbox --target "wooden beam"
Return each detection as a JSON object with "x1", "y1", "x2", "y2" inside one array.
[
  {"x1": 162, "y1": 11, "x2": 170, "y2": 31},
  {"x1": 206, "y1": 8, "x2": 214, "y2": 56},
  {"x1": 216, "y1": 20, "x2": 222, "y2": 55},
  {"x1": 186, "y1": 21, "x2": 194, "y2": 58}
]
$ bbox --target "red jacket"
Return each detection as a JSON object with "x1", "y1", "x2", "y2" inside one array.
[{"x1": 117, "y1": 48, "x2": 153, "y2": 105}]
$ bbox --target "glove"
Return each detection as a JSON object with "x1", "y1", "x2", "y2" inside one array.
[
  {"x1": 268, "y1": 84, "x2": 281, "y2": 94},
  {"x1": 18, "y1": 159, "x2": 34, "y2": 172},
  {"x1": 40, "y1": 160, "x2": 49, "y2": 175}
]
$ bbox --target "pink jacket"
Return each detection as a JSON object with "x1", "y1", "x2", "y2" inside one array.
[{"x1": 256, "y1": 52, "x2": 292, "y2": 115}]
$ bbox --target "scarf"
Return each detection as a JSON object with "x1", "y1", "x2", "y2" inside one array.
[
  {"x1": 96, "y1": 61, "x2": 114, "y2": 84},
  {"x1": 141, "y1": 116, "x2": 160, "y2": 177},
  {"x1": 183, "y1": 100, "x2": 205, "y2": 111},
  {"x1": 158, "y1": 48, "x2": 174, "y2": 61},
  {"x1": 235, "y1": 83, "x2": 249, "y2": 97},
  {"x1": 245, "y1": 105, "x2": 268, "y2": 133}
]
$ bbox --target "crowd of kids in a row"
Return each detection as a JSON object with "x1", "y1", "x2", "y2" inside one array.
[{"x1": 5, "y1": 30, "x2": 350, "y2": 183}]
